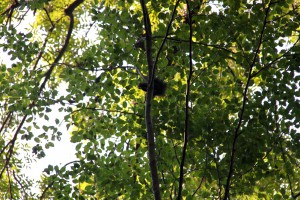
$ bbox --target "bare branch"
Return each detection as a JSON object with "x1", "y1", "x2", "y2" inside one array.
[
  {"x1": 139, "y1": 0, "x2": 161, "y2": 199},
  {"x1": 177, "y1": 0, "x2": 194, "y2": 199}
]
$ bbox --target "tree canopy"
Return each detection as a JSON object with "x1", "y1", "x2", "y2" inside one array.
[{"x1": 0, "y1": 0, "x2": 300, "y2": 199}]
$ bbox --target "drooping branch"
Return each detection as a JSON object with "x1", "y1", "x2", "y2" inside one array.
[
  {"x1": 0, "y1": 0, "x2": 84, "y2": 180},
  {"x1": 39, "y1": 0, "x2": 84, "y2": 95}
]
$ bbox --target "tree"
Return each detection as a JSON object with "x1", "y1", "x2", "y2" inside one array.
[{"x1": 0, "y1": 0, "x2": 300, "y2": 199}]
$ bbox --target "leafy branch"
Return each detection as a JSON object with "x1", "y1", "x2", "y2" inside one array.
[
  {"x1": 0, "y1": 0, "x2": 84, "y2": 182},
  {"x1": 223, "y1": 2, "x2": 272, "y2": 199},
  {"x1": 250, "y1": 37, "x2": 300, "y2": 78},
  {"x1": 39, "y1": 160, "x2": 80, "y2": 199}
]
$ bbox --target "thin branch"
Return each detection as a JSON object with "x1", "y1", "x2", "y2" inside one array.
[
  {"x1": 13, "y1": 170, "x2": 29, "y2": 200},
  {"x1": 250, "y1": 37, "x2": 300, "y2": 78},
  {"x1": 294, "y1": 193, "x2": 300, "y2": 199},
  {"x1": 223, "y1": 2, "x2": 272, "y2": 199},
  {"x1": 1, "y1": 0, "x2": 20, "y2": 25},
  {"x1": 0, "y1": 114, "x2": 28, "y2": 178},
  {"x1": 33, "y1": 8, "x2": 56, "y2": 70},
  {"x1": 152, "y1": 0, "x2": 181, "y2": 79},
  {"x1": 70, "y1": 107, "x2": 143, "y2": 118},
  {"x1": 39, "y1": 160, "x2": 80, "y2": 199},
  {"x1": 134, "y1": 65, "x2": 148, "y2": 82},
  {"x1": 7, "y1": 166, "x2": 13, "y2": 199},
  {"x1": 279, "y1": 140, "x2": 295, "y2": 198},
  {"x1": 177, "y1": 0, "x2": 193, "y2": 199},
  {"x1": 213, "y1": 149, "x2": 223, "y2": 199},
  {"x1": 171, "y1": 139, "x2": 180, "y2": 165},
  {"x1": 219, "y1": 15, "x2": 252, "y2": 67},
  {"x1": 44, "y1": 8, "x2": 55, "y2": 28},
  {"x1": 192, "y1": 152, "x2": 208, "y2": 197},
  {"x1": 276, "y1": 100, "x2": 300, "y2": 199},
  {"x1": 153, "y1": 36, "x2": 236, "y2": 55},
  {"x1": 236, "y1": 110, "x2": 284, "y2": 181},
  {"x1": 0, "y1": 112, "x2": 13, "y2": 136}
]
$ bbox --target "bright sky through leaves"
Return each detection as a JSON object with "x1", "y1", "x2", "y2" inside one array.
[{"x1": 0, "y1": 0, "x2": 300, "y2": 199}]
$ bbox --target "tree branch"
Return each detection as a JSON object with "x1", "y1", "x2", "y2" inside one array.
[
  {"x1": 250, "y1": 37, "x2": 300, "y2": 78},
  {"x1": 39, "y1": 0, "x2": 84, "y2": 95},
  {"x1": 0, "y1": 0, "x2": 84, "y2": 182},
  {"x1": 13, "y1": 170, "x2": 29, "y2": 199},
  {"x1": 223, "y1": 2, "x2": 272, "y2": 199},
  {"x1": 139, "y1": 1, "x2": 161, "y2": 199},
  {"x1": 152, "y1": 0, "x2": 181, "y2": 78},
  {"x1": 0, "y1": 114, "x2": 28, "y2": 178},
  {"x1": 177, "y1": 0, "x2": 194, "y2": 199}
]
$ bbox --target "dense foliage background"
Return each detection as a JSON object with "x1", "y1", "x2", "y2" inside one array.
[{"x1": 0, "y1": 0, "x2": 300, "y2": 199}]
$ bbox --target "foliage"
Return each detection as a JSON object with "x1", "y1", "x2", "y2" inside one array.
[{"x1": 0, "y1": 0, "x2": 300, "y2": 199}]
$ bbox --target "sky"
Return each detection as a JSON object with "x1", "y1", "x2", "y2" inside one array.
[{"x1": 21, "y1": 84, "x2": 77, "y2": 181}]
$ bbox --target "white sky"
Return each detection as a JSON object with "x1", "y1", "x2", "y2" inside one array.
[{"x1": 20, "y1": 84, "x2": 77, "y2": 181}]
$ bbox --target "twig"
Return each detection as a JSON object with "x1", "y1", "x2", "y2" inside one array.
[
  {"x1": 0, "y1": 112, "x2": 13, "y2": 136},
  {"x1": 13, "y1": 170, "x2": 29, "y2": 200},
  {"x1": 7, "y1": 166, "x2": 13, "y2": 199}
]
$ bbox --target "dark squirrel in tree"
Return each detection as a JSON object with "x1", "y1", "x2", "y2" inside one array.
[{"x1": 138, "y1": 78, "x2": 167, "y2": 97}]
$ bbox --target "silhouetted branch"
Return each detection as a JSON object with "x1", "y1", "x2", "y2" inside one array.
[
  {"x1": 0, "y1": 114, "x2": 27, "y2": 178},
  {"x1": 39, "y1": 0, "x2": 84, "y2": 95},
  {"x1": 250, "y1": 37, "x2": 300, "y2": 78},
  {"x1": 1, "y1": 0, "x2": 20, "y2": 25},
  {"x1": 223, "y1": 2, "x2": 272, "y2": 199},
  {"x1": 177, "y1": 0, "x2": 194, "y2": 199},
  {"x1": 139, "y1": 0, "x2": 161, "y2": 199},
  {"x1": 0, "y1": 112, "x2": 12, "y2": 136}
]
